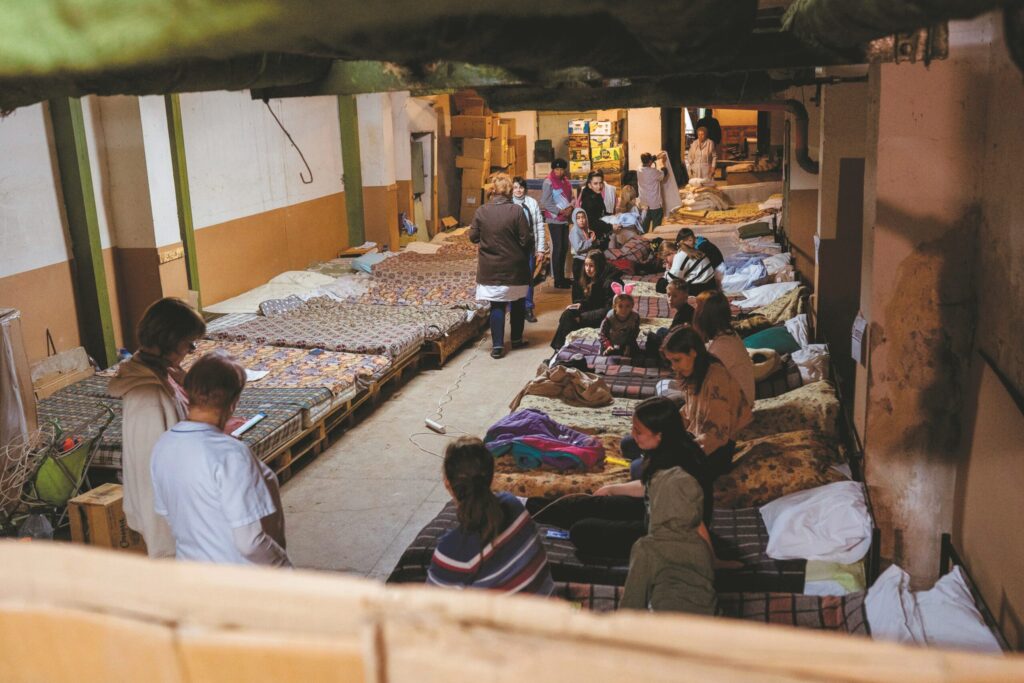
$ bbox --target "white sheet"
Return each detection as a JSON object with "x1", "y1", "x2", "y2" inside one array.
[
  {"x1": 203, "y1": 283, "x2": 321, "y2": 315},
  {"x1": 403, "y1": 241, "x2": 443, "y2": 254},
  {"x1": 866, "y1": 565, "x2": 927, "y2": 645},
  {"x1": 792, "y1": 344, "x2": 830, "y2": 384},
  {"x1": 736, "y1": 281, "x2": 801, "y2": 310},
  {"x1": 760, "y1": 481, "x2": 872, "y2": 564},
  {"x1": 784, "y1": 314, "x2": 810, "y2": 348}
]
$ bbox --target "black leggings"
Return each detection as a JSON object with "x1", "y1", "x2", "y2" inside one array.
[
  {"x1": 550, "y1": 306, "x2": 608, "y2": 350},
  {"x1": 530, "y1": 495, "x2": 645, "y2": 560},
  {"x1": 549, "y1": 222, "x2": 570, "y2": 286}
]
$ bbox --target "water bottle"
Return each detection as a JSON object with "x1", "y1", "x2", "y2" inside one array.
[{"x1": 18, "y1": 513, "x2": 53, "y2": 540}]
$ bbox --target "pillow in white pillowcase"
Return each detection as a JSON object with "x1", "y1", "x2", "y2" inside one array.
[
  {"x1": 916, "y1": 566, "x2": 1003, "y2": 653},
  {"x1": 760, "y1": 481, "x2": 872, "y2": 564},
  {"x1": 865, "y1": 565, "x2": 926, "y2": 645}
]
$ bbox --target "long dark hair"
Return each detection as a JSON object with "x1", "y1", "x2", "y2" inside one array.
[
  {"x1": 692, "y1": 290, "x2": 734, "y2": 341},
  {"x1": 661, "y1": 325, "x2": 718, "y2": 392},
  {"x1": 634, "y1": 397, "x2": 700, "y2": 484},
  {"x1": 443, "y1": 437, "x2": 504, "y2": 545},
  {"x1": 577, "y1": 249, "x2": 607, "y2": 299}
]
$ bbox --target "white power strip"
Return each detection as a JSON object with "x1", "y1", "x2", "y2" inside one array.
[{"x1": 424, "y1": 418, "x2": 446, "y2": 434}]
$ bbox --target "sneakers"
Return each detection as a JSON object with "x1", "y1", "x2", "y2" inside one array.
[
  {"x1": 525, "y1": 309, "x2": 538, "y2": 323},
  {"x1": 490, "y1": 347, "x2": 504, "y2": 359}
]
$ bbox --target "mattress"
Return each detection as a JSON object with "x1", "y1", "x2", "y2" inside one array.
[
  {"x1": 357, "y1": 276, "x2": 481, "y2": 310},
  {"x1": 206, "y1": 309, "x2": 425, "y2": 360},
  {"x1": 635, "y1": 295, "x2": 671, "y2": 320},
  {"x1": 205, "y1": 313, "x2": 259, "y2": 334},
  {"x1": 288, "y1": 299, "x2": 468, "y2": 341},
  {"x1": 515, "y1": 394, "x2": 638, "y2": 438},
  {"x1": 203, "y1": 282, "x2": 325, "y2": 316},
  {"x1": 740, "y1": 381, "x2": 840, "y2": 442},
  {"x1": 234, "y1": 398, "x2": 305, "y2": 463},
  {"x1": 623, "y1": 274, "x2": 663, "y2": 284},
  {"x1": 306, "y1": 258, "x2": 358, "y2": 278},
  {"x1": 492, "y1": 455, "x2": 631, "y2": 499},
  {"x1": 185, "y1": 339, "x2": 391, "y2": 393},
  {"x1": 553, "y1": 340, "x2": 667, "y2": 377},
  {"x1": 387, "y1": 501, "x2": 807, "y2": 592}
]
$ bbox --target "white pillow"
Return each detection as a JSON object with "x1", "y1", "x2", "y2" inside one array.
[
  {"x1": 866, "y1": 565, "x2": 926, "y2": 645},
  {"x1": 762, "y1": 252, "x2": 792, "y2": 276},
  {"x1": 916, "y1": 566, "x2": 1002, "y2": 653},
  {"x1": 792, "y1": 344, "x2": 830, "y2": 383},
  {"x1": 784, "y1": 314, "x2": 810, "y2": 348},
  {"x1": 760, "y1": 481, "x2": 872, "y2": 564},
  {"x1": 736, "y1": 281, "x2": 800, "y2": 309}
]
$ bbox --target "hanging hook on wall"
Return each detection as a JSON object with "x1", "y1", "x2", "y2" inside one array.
[{"x1": 263, "y1": 99, "x2": 314, "y2": 184}]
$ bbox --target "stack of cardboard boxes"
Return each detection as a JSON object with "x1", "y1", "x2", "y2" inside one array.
[
  {"x1": 450, "y1": 91, "x2": 529, "y2": 225},
  {"x1": 566, "y1": 117, "x2": 626, "y2": 187}
]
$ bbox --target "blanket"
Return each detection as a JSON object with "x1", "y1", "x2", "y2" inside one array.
[
  {"x1": 515, "y1": 394, "x2": 638, "y2": 438},
  {"x1": 739, "y1": 380, "x2": 840, "y2": 441},
  {"x1": 510, "y1": 365, "x2": 613, "y2": 411},
  {"x1": 485, "y1": 409, "x2": 605, "y2": 471}
]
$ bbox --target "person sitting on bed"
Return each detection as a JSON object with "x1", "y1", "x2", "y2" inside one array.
[
  {"x1": 694, "y1": 290, "x2": 755, "y2": 405},
  {"x1": 427, "y1": 437, "x2": 554, "y2": 595},
  {"x1": 599, "y1": 286, "x2": 641, "y2": 357},
  {"x1": 676, "y1": 227, "x2": 724, "y2": 269},
  {"x1": 645, "y1": 280, "x2": 696, "y2": 358},
  {"x1": 621, "y1": 465, "x2": 716, "y2": 615},
  {"x1": 549, "y1": 249, "x2": 624, "y2": 351},
  {"x1": 661, "y1": 326, "x2": 752, "y2": 525},
  {"x1": 530, "y1": 397, "x2": 712, "y2": 561}
]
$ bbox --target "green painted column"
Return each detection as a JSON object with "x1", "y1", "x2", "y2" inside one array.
[
  {"x1": 337, "y1": 95, "x2": 365, "y2": 246},
  {"x1": 165, "y1": 94, "x2": 202, "y2": 310},
  {"x1": 47, "y1": 97, "x2": 118, "y2": 368}
]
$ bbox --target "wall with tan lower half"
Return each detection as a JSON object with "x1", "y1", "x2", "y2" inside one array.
[
  {"x1": 195, "y1": 193, "x2": 348, "y2": 306},
  {"x1": 0, "y1": 261, "x2": 82, "y2": 364}
]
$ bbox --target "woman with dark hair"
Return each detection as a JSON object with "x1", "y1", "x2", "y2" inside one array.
[
  {"x1": 577, "y1": 171, "x2": 610, "y2": 248},
  {"x1": 427, "y1": 437, "x2": 554, "y2": 595},
  {"x1": 108, "y1": 297, "x2": 207, "y2": 558},
  {"x1": 470, "y1": 172, "x2": 535, "y2": 359},
  {"x1": 531, "y1": 397, "x2": 712, "y2": 561},
  {"x1": 549, "y1": 249, "x2": 623, "y2": 350},
  {"x1": 693, "y1": 290, "x2": 755, "y2": 404},
  {"x1": 661, "y1": 326, "x2": 752, "y2": 523},
  {"x1": 540, "y1": 158, "x2": 574, "y2": 288}
]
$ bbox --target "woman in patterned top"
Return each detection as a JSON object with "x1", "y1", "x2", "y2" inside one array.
[
  {"x1": 427, "y1": 437, "x2": 554, "y2": 595},
  {"x1": 661, "y1": 325, "x2": 752, "y2": 524}
]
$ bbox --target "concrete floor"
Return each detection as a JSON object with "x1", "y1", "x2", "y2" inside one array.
[{"x1": 280, "y1": 284, "x2": 569, "y2": 579}]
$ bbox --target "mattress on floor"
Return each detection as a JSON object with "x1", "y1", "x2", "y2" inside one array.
[
  {"x1": 185, "y1": 339, "x2": 391, "y2": 393},
  {"x1": 233, "y1": 398, "x2": 305, "y2": 463},
  {"x1": 515, "y1": 394, "x2": 638, "y2": 438},
  {"x1": 603, "y1": 237, "x2": 654, "y2": 267},
  {"x1": 202, "y1": 276, "x2": 331, "y2": 316},
  {"x1": 289, "y1": 298, "x2": 469, "y2": 340},
  {"x1": 356, "y1": 274, "x2": 481, "y2": 310},
  {"x1": 306, "y1": 258, "x2": 357, "y2": 278},
  {"x1": 386, "y1": 501, "x2": 806, "y2": 592},
  {"x1": 492, "y1": 447, "x2": 630, "y2": 500},
  {"x1": 205, "y1": 308, "x2": 425, "y2": 360},
  {"x1": 371, "y1": 252, "x2": 477, "y2": 277}
]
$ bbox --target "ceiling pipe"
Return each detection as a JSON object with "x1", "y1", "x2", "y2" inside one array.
[{"x1": 711, "y1": 100, "x2": 819, "y2": 174}]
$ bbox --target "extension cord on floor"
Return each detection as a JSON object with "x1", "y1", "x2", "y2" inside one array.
[{"x1": 425, "y1": 418, "x2": 446, "y2": 434}]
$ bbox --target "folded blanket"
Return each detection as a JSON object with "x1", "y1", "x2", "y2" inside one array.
[
  {"x1": 485, "y1": 409, "x2": 605, "y2": 471},
  {"x1": 510, "y1": 365, "x2": 613, "y2": 410}
]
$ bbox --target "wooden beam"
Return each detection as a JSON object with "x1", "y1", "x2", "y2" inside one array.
[
  {"x1": 164, "y1": 93, "x2": 202, "y2": 310},
  {"x1": 337, "y1": 95, "x2": 365, "y2": 246},
  {"x1": 47, "y1": 97, "x2": 117, "y2": 368}
]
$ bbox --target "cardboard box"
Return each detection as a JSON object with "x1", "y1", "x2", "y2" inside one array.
[
  {"x1": 459, "y1": 96, "x2": 487, "y2": 115},
  {"x1": 69, "y1": 484, "x2": 146, "y2": 554},
  {"x1": 441, "y1": 216, "x2": 459, "y2": 230},
  {"x1": 569, "y1": 159, "x2": 591, "y2": 177},
  {"x1": 451, "y1": 115, "x2": 493, "y2": 138},
  {"x1": 499, "y1": 118, "x2": 517, "y2": 138},
  {"x1": 461, "y1": 187, "x2": 485, "y2": 208},
  {"x1": 535, "y1": 162, "x2": 552, "y2": 177},
  {"x1": 568, "y1": 119, "x2": 590, "y2": 135},
  {"x1": 460, "y1": 205, "x2": 478, "y2": 226},
  {"x1": 567, "y1": 134, "x2": 590, "y2": 148},
  {"x1": 453, "y1": 90, "x2": 481, "y2": 109},
  {"x1": 461, "y1": 167, "x2": 487, "y2": 189},
  {"x1": 589, "y1": 119, "x2": 613, "y2": 136},
  {"x1": 490, "y1": 116, "x2": 502, "y2": 139},
  {"x1": 568, "y1": 146, "x2": 590, "y2": 163},
  {"x1": 462, "y1": 137, "x2": 491, "y2": 159},
  {"x1": 495, "y1": 143, "x2": 511, "y2": 167},
  {"x1": 497, "y1": 122, "x2": 509, "y2": 147},
  {"x1": 514, "y1": 135, "x2": 527, "y2": 162}
]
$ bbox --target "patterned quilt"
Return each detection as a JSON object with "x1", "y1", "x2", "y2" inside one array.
[
  {"x1": 635, "y1": 295, "x2": 671, "y2": 320},
  {"x1": 356, "y1": 275, "x2": 481, "y2": 310},
  {"x1": 740, "y1": 381, "x2": 840, "y2": 441},
  {"x1": 371, "y1": 253, "x2": 477, "y2": 278},
  {"x1": 265, "y1": 298, "x2": 468, "y2": 341},
  {"x1": 604, "y1": 237, "x2": 653, "y2": 265},
  {"x1": 184, "y1": 339, "x2": 391, "y2": 393},
  {"x1": 492, "y1": 455, "x2": 630, "y2": 499},
  {"x1": 515, "y1": 394, "x2": 638, "y2": 438},
  {"x1": 206, "y1": 308, "x2": 425, "y2": 360}
]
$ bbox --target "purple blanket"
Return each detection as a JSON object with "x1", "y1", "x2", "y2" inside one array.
[{"x1": 485, "y1": 409, "x2": 605, "y2": 471}]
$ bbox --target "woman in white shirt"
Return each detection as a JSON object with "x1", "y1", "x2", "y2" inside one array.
[
  {"x1": 686, "y1": 127, "x2": 717, "y2": 182},
  {"x1": 692, "y1": 290, "x2": 755, "y2": 405}
]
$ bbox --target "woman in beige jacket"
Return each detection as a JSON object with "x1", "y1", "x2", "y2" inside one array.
[{"x1": 108, "y1": 298, "x2": 206, "y2": 558}]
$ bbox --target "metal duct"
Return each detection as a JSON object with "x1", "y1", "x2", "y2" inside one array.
[{"x1": 783, "y1": 0, "x2": 1011, "y2": 50}]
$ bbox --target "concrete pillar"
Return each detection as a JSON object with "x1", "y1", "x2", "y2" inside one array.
[
  {"x1": 813, "y1": 82, "x2": 868, "y2": 396},
  {"x1": 390, "y1": 91, "x2": 415, "y2": 227},
  {"x1": 357, "y1": 93, "x2": 399, "y2": 251},
  {"x1": 859, "y1": 17, "x2": 993, "y2": 586},
  {"x1": 782, "y1": 87, "x2": 820, "y2": 289}
]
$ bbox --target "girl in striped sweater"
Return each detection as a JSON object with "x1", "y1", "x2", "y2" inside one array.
[{"x1": 427, "y1": 437, "x2": 555, "y2": 595}]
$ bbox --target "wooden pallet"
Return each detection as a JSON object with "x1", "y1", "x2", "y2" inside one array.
[{"x1": 421, "y1": 315, "x2": 487, "y2": 366}]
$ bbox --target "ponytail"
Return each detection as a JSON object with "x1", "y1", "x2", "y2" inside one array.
[{"x1": 444, "y1": 437, "x2": 505, "y2": 545}]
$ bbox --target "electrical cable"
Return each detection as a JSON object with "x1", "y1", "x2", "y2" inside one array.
[{"x1": 263, "y1": 100, "x2": 314, "y2": 184}]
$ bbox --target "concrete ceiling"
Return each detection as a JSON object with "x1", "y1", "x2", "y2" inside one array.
[{"x1": 0, "y1": 0, "x2": 1016, "y2": 112}]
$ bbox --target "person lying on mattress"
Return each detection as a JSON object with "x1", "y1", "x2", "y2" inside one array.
[
  {"x1": 427, "y1": 437, "x2": 555, "y2": 595},
  {"x1": 621, "y1": 466, "x2": 717, "y2": 615},
  {"x1": 531, "y1": 398, "x2": 713, "y2": 562}
]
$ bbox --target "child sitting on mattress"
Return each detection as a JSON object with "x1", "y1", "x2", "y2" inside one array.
[
  {"x1": 599, "y1": 285, "x2": 641, "y2": 357},
  {"x1": 427, "y1": 437, "x2": 555, "y2": 595}
]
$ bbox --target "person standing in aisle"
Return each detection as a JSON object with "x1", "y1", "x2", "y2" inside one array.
[
  {"x1": 637, "y1": 151, "x2": 669, "y2": 232},
  {"x1": 512, "y1": 176, "x2": 547, "y2": 324},
  {"x1": 470, "y1": 173, "x2": 535, "y2": 359},
  {"x1": 540, "y1": 159, "x2": 574, "y2": 289},
  {"x1": 686, "y1": 126, "x2": 718, "y2": 183}
]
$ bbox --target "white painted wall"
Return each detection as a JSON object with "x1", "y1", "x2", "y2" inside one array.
[
  {"x1": 137, "y1": 96, "x2": 185, "y2": 248},
  {"x1": 179, "y1": 90, "x2": 344, "y2": 230},
  {"x1": 390, "y1": 92, "x2": 412, "y2": 182},
  {"x1": 0, "y1": 105, "x2": 71, "y2": 278},
  {"x1": 626, "y1": 108, "x2": 661, "y2": 170},
  {"x1": 357, "y1": 93, "x2": 396, "y2": 187},
  {"x1": 80, "y1": 97, "x2": 115, "y2": 250},
  {"x1": 406, "y1": 97, "x2": 437, "y2": 134},
  {"x1": 786, "y1": 86, "x2": 821, "y2": 192}
]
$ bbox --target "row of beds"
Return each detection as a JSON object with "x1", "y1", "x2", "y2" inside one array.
[
  {"x1": 386, "y1": 219, "x2": 1009, "y2": 649},
  {"x1": 34, "y1": 233, "x2": 488, "y2": 478}
]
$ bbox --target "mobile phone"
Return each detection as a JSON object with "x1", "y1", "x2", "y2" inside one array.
[
  {"x1": 545, "y1": 529, "x2": 571, "y2": 540},
  {"x1": 611, "y1": 408, "x2": 632, "y2": 417},
  {"x1": 231, "y1": 412, "x2": 266, "y2": 437}
]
